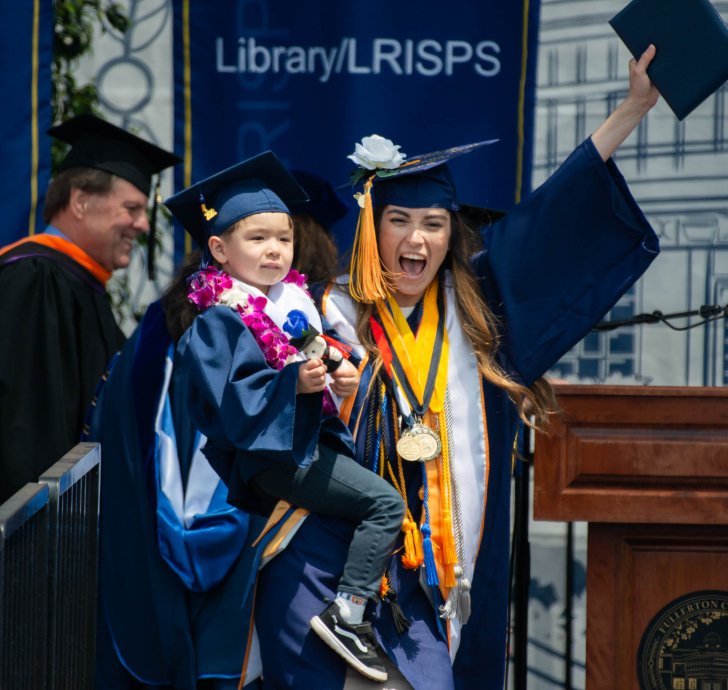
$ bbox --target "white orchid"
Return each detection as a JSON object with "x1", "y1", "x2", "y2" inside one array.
[
  {"x1": 348, "y1": 134, "x2": 406, "y2": 171},
  {"x1": 217, "y1": 283, "x2": 250, "y2": 309}
]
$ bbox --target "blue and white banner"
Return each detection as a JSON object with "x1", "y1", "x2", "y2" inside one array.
[
  {"x1": 172, "y1": 1, "x2": 541, "y2": 262},
  {"x1": 0, "y1": 0, "x2": 53, "y2": 245}
]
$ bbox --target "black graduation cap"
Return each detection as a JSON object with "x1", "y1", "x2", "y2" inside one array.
[
  {"x1": 48, "y1": 114, "x2": 181, "y2": 280},
  {"x1": 287, "y1": 169, "x2": 352, "y2": 228},
  {"x1": 164, "y1": 151, "x2": 308, "y2": 256},
  {"x1": 48, "y1": 114, "x2": 180, "y2": 196},
  {"x1": 459, "y1": 203, "x2": 506, "y2": 228}
]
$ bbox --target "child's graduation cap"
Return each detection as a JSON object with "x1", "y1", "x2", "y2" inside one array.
[
  {"x1": 347, "y1": 135, "x2": 497, "y2": 303},
  {"x1": 610, "y1": 0, "x2": 728, "y2": 120},
  {"x1": 164, "y1": 151, "x2": 308, "y2": 265},
  {"x1": 48, "y1": 113, "x2": 181, "y2": 278}
]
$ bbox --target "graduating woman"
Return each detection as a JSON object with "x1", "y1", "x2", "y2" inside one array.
[{"x1": 250, "y1": 46, "x2": 662, "y2": 689}]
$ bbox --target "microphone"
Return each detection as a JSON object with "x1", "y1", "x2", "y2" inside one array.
[{"x1": 594, "y1": 304, "x2": 728, "y2": 332}]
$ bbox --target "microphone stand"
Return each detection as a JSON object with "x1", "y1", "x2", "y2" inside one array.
[
  {"x1": 511, "y1": 424, "x2": 532, "y2": 690},
  {"x1": 594, "y1": 304, "x2": 728, "y2": 332}
]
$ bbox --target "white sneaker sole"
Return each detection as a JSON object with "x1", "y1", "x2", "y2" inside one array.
[{"x1": 310, "y1": 615, "x2": 388, "y2": 683}]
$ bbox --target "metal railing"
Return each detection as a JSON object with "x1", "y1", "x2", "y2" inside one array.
[
  {"x1": 0, "y1": 483, "x2": 51, "y2": 690},
  {"x1": 0, "y1": 443, "x2": 100, "y2": 690}
]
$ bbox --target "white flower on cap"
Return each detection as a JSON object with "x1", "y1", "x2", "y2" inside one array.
[{"x1": 348, "y1": 134, "x2": 406, "y2": 171}]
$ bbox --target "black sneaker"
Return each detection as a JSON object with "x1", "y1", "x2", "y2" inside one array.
[{"x1": 310, "y1": 603, "x2": 388, "y2": 682}]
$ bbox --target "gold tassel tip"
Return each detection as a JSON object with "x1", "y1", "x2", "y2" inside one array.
[{"x1": 349, "y1": 177, "x2": 398, "y2": 304}]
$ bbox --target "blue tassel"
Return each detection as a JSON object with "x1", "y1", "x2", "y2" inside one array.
[
  {"x1": 372, "y1": 392, "x2": 388, "y2": 475},
  {"x1": 372, "y1": 427, "x2": 381, "y2": 475},
  {"x1": 420, "y1": 465, "x2": 439, "y2": 587},
  {"x1": 421, "y1": 523, "x2": 439, "y2": 587}
]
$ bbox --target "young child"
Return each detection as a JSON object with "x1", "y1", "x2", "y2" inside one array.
[{"x1": 165, "y1": 152, "x2": 405, "y2": 683}]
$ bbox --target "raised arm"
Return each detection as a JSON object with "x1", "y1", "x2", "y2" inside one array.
[{"x1": 591, "y1": 44, "x2": 660, "y2": 162}]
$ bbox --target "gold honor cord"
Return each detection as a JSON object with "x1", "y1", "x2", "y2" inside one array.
[
  {"x1": 515, "y1": 0, "x2": 531, "y2": 203},
  {"x1": 374, "y1": 280, "x2": 449, "y2": 462},
  {"x1": 183, "y1": 0, "x2": 193, "y2": 256},
  {"x1": 29, "y1": 0, "x2": 41, "y2": 235}
]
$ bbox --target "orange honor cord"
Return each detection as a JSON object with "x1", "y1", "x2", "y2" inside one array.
[
  {"x1": 370, "y1": 282, "x2": 458, "y2": 593},
  {"x1": 238, "y1": 585, "x2": 257, "y2": 690}
]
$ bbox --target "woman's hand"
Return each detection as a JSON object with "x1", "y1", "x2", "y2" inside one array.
[
  {"x1": 626, "y1": 44, "x2": 660, "y2": 111},
  {"x1": 591, "y1": 44, "x2": 660, "y2": 161},
  {"x1": 329, "y1": 358, "x2": 360, "y2": 398},
  {"x1": 296, "y1": 358, "x2": 327, "y2": 394}
]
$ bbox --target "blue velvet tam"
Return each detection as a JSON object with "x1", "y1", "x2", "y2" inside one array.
[
  {"x1": 372, "y1": 164, "x2": 461, "y2": 210},
  {"x1": 49, "y1": 114, "x2": 181, "y2": 196},
  {"x1": 164, "y1": 151, "x2": 308, "y2": 250}
]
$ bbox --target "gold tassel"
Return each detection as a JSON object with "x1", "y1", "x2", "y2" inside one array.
[
  {"x1": 413, "y1": 519, "x2": 424, "y2": 563},
  {"x1": 349, "y1": 176, "x2": 397, "y2": 303},
  {"x1": 401, "y1": 517, "x2": 423, "y2": 569},
  {"x1": 386, "y1": 424, "x2": 423, "y2": 571},
  {"x1": 437, "y1": 409, "x2": 458, "y2": 567}
]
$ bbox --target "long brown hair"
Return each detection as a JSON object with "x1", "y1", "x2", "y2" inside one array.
[
  {"x1": 292, "y1": 213, "x2": 340, "y2": 285},
  {"x1": 351, "y1": 210, "x2": 558, "y2": 427},
  {"x1": 161, "y1": 250, "x2": 204, "y2": 343}
]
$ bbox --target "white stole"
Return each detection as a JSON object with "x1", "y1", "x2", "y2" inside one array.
[{"x1": 323, "y1": 273, "x2": 488, "y2": 661}]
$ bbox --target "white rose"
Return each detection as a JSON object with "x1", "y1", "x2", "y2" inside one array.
[{"x1": 347, "y1": 134, "x2": 406, "y2": 170}]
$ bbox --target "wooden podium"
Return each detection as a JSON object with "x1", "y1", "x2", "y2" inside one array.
[{"x1": 533, "y1": 385, "x2": 728, "y2": 690}]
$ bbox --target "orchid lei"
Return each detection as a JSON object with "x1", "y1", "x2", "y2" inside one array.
[
  {"x1": 187, "y1": 266, "x2": 309, "y2": 371},
  {"x1": 187, "y1": 266, "x2": 339, "y2": 415}
]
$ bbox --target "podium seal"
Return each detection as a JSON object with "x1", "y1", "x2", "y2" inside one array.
[{"x1": 637, "y1": 590, "x2": 728, "y2": 689}]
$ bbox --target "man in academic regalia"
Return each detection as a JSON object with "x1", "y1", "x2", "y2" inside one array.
[{"x1": 0, "y1": 114, "x2": 180, "y2": 504}]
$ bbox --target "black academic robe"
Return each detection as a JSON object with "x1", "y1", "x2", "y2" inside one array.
[{"x1": 0, "y1": 241, "x2": 124, "y2": 503}]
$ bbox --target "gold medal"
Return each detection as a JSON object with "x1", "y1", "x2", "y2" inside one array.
[
  {"x1": 396, "y1": 430, "x2": 423, "y2": 462},
  {"x1": 396, "y1": 422, "x2": 442, "y2": 462}
]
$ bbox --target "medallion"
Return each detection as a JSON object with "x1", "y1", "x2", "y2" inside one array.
[{"x1": 396, "y1": 422, "x2": 442, "y2": 462}]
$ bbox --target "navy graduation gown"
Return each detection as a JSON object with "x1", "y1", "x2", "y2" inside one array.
[
  {"x1": 254, "y1": 138, "x2": 659, "y2": 690},
  {"x1": 176, "y1": 305, "x2": 354, "y2": 516},
  {"x1": 89, "y1": 301, "x2": 265, "y2": 690}
]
